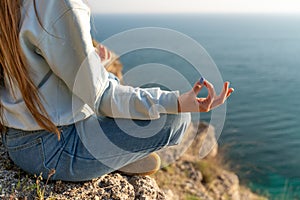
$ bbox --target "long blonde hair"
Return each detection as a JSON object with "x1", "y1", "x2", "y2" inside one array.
[{"x1": 0, "y1": 0, "x2": 60, "y2": 138}]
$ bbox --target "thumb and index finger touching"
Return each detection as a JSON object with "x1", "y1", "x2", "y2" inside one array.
[
  {"x1": 193, "y1": 77, "x2": 233, "y2": 102},
  {"x1": 192, "y1": 77, "x2": 205, "y2": 94},
  {"x1": 192, "y1": 77, "x2": 216, "y2": 98}
]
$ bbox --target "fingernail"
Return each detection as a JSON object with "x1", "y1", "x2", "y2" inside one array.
[{"x1": 199, "y1": 77, "x2": 205, "y2": 84}]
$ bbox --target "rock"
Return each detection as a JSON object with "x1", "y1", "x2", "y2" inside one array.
[
  {"x1": 128, "y1": 176, "x2": 165, "y2": 200},
  {"x1": 0, "y1": 133, "x2": 167, "y2": 199},
  {"x1": 163, "y1": 189, "x2": 179, "y2": 200},
  {"x1": 188, "y1": 121, "x2": 219, "y2": 159},
  {"x1": 208, "y1": 169, "x2": 240, "y2": 200},
  {"x1": 0, "y1": 124, "x2": 267, "y2": 200},
  {"x1": 157, "y1": 122, "x2": 219, "y2": 168},
  {"x1": 96, "y1": 173, "x2": 135, "y2": 199},
  {"x1": 153, "y1": 121, "x2": 267, "y2": 200}
]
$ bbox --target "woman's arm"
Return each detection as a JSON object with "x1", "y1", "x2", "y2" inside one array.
[
  {"x1": 38, "y1": 3, "x2": 233, "y2": 120},
  {"x1": 38, "y1": 5, "x2": 179, "y2": 120}
]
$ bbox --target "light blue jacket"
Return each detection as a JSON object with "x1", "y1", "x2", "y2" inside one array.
[{"x1": 0, "y1": 0, "x2": 179, "y2": 130}]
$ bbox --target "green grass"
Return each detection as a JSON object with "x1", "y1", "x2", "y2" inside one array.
[
  {"x1": 185, "y1": 194, "x2": 202, "y2": 200},
  {"x1": 35, "y1": 169, "x2": 56, "y2": 200},
  {"x1": 161, "y1": 165, "x2": 175, "y2": 174},
  {"x1": 192, "y1": 160, "x2": 218, "y2": 184}
]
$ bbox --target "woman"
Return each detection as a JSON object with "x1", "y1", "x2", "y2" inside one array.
[{"x1": 0, "y1": 0, "x2": 233, "y2": 182}]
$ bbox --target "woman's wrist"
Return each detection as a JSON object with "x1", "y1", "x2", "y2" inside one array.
[{"x1": 177, "y1": 99, "x2": 181, "y2": 113}]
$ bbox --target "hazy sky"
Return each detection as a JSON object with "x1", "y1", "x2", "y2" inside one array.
[{"x1": 88, "y1": 0, "x2": 300, "y2": 14}]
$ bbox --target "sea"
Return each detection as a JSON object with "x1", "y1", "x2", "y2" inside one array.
[{"x1": 92, "y1": 14, "x2": 300, "y2": 199}]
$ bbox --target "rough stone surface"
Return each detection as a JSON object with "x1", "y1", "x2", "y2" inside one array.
[
  {"x1": 208, "y1": 169, "x2": 240, "y2": 200},
  {"x1": 153, "y1": 122, "x2": 268, "y2": 200},
  {"x1": 128, "y1": 176, "x2": 165, "y2": 200},
  {"x1": 0, "y1": 134, "x2": 166, "y2": 199},
  {"x1": 0, "y1": 123, "x2": 267, "y2": 200}
]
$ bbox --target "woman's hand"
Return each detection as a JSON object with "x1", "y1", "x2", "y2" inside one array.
[
  {"x1": 95, "y1": 43, "x2": 112, "y2": 63},
  {"x1": 177, "y1": 79, "x2": 234, "y2": 112}
]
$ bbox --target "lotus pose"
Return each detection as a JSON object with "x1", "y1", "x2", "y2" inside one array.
[{"x1": 0, "y1": 0, "x2": 234, "y2": 182}]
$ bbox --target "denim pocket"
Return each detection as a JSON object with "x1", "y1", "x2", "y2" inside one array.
[{"x1": 6, "y1": 137, "x2": 51, "y2": 177}]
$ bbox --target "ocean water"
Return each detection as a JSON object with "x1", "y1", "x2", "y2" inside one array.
[{"x1": 92, "y1": 14, "x2": 300, "y2": 199}]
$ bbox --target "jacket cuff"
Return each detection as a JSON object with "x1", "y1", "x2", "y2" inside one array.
[{"x1": 158, "y1": 90, "x2": 180, "y2": 114}]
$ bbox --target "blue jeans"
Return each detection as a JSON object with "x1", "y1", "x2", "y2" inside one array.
[{"x1": 2, "y1": 113, "x2": 190, "y2": 182}]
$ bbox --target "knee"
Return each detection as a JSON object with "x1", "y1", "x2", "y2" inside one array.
[{"x1": 167, "y1": 113, "x2": 191, "y2": 146}]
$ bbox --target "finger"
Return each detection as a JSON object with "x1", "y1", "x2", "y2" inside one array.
[
  {"x1": 211, "y1": 87, "x2": 234, "y2": 109},
  {"x1": 103, "y1": 46, "x2": 109, "y2": 60},
  {"x1": 192, "y1": 80, "x2": 204, "y2": 95},
  {"x1": 199, "y1": 77, "x2": 205, "y2": 84},
  {"x1": 98, "y1": 45, "x2": 106, "y2": 59},
  {"x1": 107, "y1": 50, "x2": 111, "y2": 60},
  {"x1": 217, "y1": 81, "x2": 229, "y2": 101},
  {"x1": 226, "y1": 88, "x2": 234, "y2": 98},
  {"x1": 203, "y1": 80, "x2": 216, "y2": 103},
  {"x1": 212, "y1": 82, "x2": 229, "y2": 108}
]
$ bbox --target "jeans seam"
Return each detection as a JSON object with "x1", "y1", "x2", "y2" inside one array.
[
  {"x1": 5, "y1": 126, "x2": 65, "y2": 140},
  {"x1": 6, "y1": 130, "x2": 45, "y2": 139},
  {"x1": 40, "y1": 138, "x2": 51, "y2": 172},
  {"x1": 6, "y1": 137, "x2": 43, "y2": 151},
  {"x1": 50, "y1": 132, "x2": 67, "y2": 170},
  {"x1": 1, "y1": 132, "x2": 7, "y2": 149},
  {"x1": 61, "y1": 149, "x2": 98, "y2": 161}
]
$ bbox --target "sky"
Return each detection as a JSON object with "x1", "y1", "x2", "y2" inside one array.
[{"x1": 88, "y1": 0, "x2": 300, "y2": 14}]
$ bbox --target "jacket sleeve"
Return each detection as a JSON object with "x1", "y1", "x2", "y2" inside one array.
[{"x1": 38, "y1": 6, "x2": 179, "y2": 120}]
